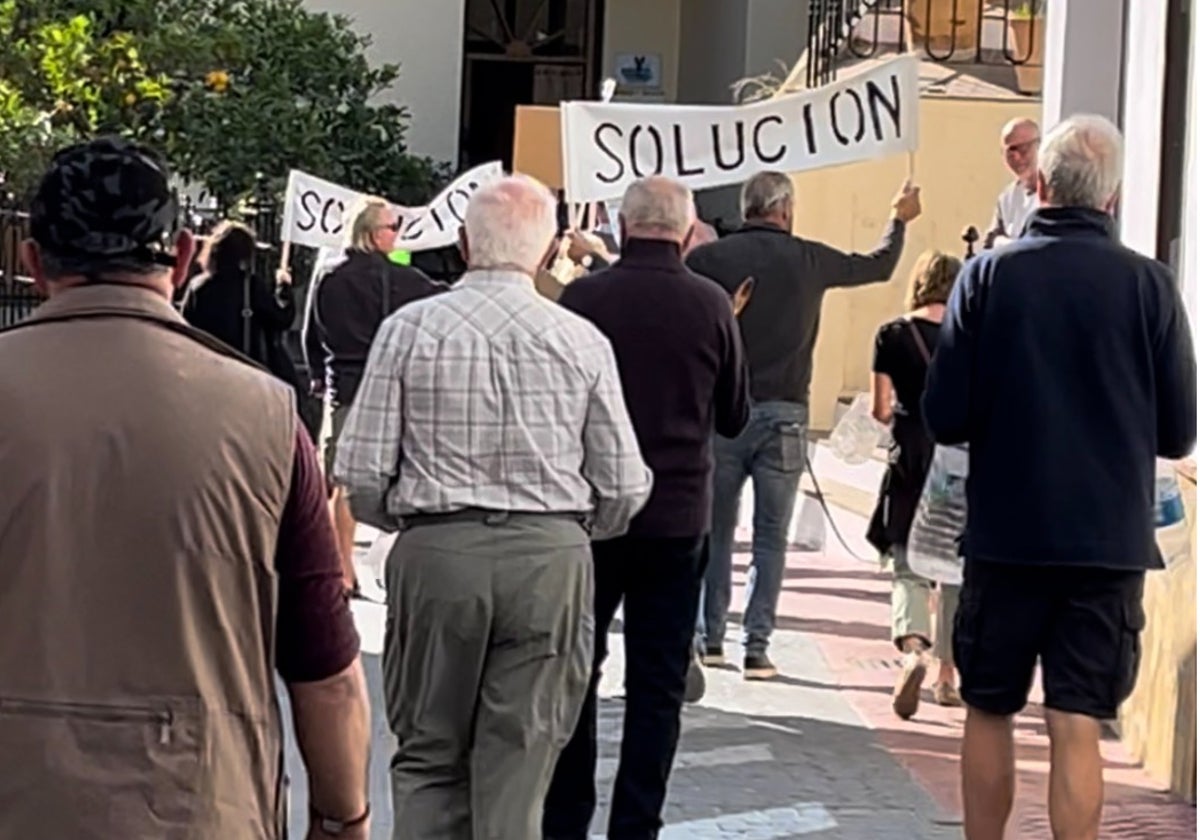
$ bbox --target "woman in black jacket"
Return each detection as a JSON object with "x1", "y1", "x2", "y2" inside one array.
[
  {"x1": 866, "y1": 250, "x2": 962, "y2": 720},
  {"x1": 182, "y1": 221, "x2": 301, "y2": 393}
]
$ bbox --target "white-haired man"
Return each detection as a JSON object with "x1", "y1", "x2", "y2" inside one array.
[
  {"x1": 542, "y1": 176, "x2": 749, "y2": 840},
  {"x1": 983, "y1": 117, "x2": 1040, "y2": 248},
  {"x1": 925, "y1": 115, "x2": 1196, "y2": 840},
  {"x1": 333, "y1": 175, "x2": 653, "y2": 839}
]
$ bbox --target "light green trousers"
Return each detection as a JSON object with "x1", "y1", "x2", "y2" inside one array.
[{"x1": 886, "y1": 545, "x2": 959, "y2": 663}]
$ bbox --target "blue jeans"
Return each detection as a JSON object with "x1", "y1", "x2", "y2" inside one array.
[{"x1": 700, "y1": 401, "x2": 808, "y2": 656}]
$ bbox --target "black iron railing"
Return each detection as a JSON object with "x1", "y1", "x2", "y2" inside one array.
[
  {"x1": 807, "y1": 0, "x2": 1047, "y2": 90},
  {"x1": 0, "y1": 195, "x2": 40, "y2": 329}
]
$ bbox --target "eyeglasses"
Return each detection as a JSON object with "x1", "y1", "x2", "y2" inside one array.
[
  {"x1": 376, "y1": 220, "x2": 403, "y2": 232},
  {"x1": 1005, "y1": 138, "x2": 1040, "y2": 155}
]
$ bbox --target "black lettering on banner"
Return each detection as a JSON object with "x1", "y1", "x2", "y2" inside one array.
[
  {"x1": 802, "y1": 103, "x2": 818, "y2": 155},
  {"x1": 712, "y1": 121, "x2": 746, "y2": 171},
  {"x1": 672, "y1": 124, "x2": 705, "y2": 177},
  {"x1": 428, "y1": 206, "x2": 448, "y2": 233},
  {"x1": 297, "y1": 190, "x2": 321, "y2": 232},
  {"x1": 401, "y1": 217, "x2": 424, "y2": 240},
  {"x1": 595, "y1": 123, "x2": 626, "y2": 184},
  {"x1": 829, "y1": 89, "x2": 867, "y2": 146},
  {"x1": 866, "y1": 74, "x2": 903, "y2": 141},
  {"x1": 629, "y1": 125, "x2": 665, "y2": 177},
  {"x1": 752, "y1": 115, "x2": 787, "y2": 164},
  {"x1": 446, "y1": 188, "x2": 472, "y2": 223},
  {"x1": 321, "y1": 198, "x2": 344, "y2": 235}
]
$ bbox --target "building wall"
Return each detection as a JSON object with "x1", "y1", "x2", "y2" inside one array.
[
  {"x1": 1112, "y1": 0, "x2": 1198, "y2": 801},
  {"x1": 602, "y1": 0, "x2": 682, "y2": 101},
  {"x1": 791, "y1": 96, "x2": 1037, "y2": 431},
  {"x1": 1116, "y1": 0, "x2": 1171, "y2": 256},
  {"x1": 677, "y1": 0, "x2": 748, "y2": 105},
  {"x1": 303, "y1": 0, "x2": 465, "y2": 163}
]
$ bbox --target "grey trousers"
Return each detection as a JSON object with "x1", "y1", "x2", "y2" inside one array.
[{"x1": 383, "y1": 514, "x2": 594, "y2": 840}]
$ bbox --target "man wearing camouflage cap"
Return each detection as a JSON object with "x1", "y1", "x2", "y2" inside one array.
[{"x1": 0, "y1": 137, "x2": 371, "y2": 839}]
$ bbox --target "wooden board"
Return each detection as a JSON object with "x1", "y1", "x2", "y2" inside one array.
[
  {"x1": 512, "y1": 106, "x2": 564, "y2": 190},
  {"x1": 1118, "y1": 465, "x2": 1197, "y2": 802}
]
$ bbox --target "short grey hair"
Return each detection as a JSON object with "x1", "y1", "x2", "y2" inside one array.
[
  {"x1": 741, "y1": 171, "x2": 794, "y2": 219},
  {"x1": 620, "y1": 176, "x2": 695, "y2": 237},
  {"x1": 463, "y1": 174, "x2": 557, "y2": 273},
  {"x1": 1037, "y1": 115, "x2": 1123, "y2": 210}
]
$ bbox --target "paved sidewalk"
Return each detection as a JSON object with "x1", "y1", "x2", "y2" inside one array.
[{"x1": 280, "y1": 441, "x2": 1196, "y2": 838}]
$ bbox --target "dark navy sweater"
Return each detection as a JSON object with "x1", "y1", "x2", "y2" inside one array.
[
  {"x1": 560, "y1": 238, "x2": 750, "y2": 539},
  {"x1": 923, "y1": 208, "x2": 1196, "y2": 571}
]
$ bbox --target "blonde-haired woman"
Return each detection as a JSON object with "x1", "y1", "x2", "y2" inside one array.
[
  {"x1": 302, "y1": 196, "x2": 447, "y2": 595},
  {"x1": 866, "y1": 250, "x2": 962, "y2": 719}
]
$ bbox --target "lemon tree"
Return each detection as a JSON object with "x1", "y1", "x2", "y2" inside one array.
[{"x1": 0, "y1": 0, "x2": 441, "y2": 207}]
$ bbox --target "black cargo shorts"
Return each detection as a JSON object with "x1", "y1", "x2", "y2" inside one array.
[{"x1": 953, "y1": 559, "x2": 1146, "y2": 720}]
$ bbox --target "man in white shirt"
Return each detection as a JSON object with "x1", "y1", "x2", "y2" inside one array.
[
  {"x1": 334, "y1": 174, "x2": 653, "y2": 840},
  {"x1": 984, "y1": 118, "x2": 1040, "y2": 249}
]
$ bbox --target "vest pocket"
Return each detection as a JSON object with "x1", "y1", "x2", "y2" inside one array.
[{"x1": 0, "y1": 695, "x2": 202, "y2": 838}]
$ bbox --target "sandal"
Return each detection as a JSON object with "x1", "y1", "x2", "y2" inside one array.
[
  {"x1": 933, "y1": 681, "x2": 963, "y2": 707},
  {"x1": 892, "y1": 651, "x2": 927, "y2": 720}
]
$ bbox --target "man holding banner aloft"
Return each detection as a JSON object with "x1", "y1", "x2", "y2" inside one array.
[{"x1": 688, "y1": 171, "x2": 922, "y2": 680}]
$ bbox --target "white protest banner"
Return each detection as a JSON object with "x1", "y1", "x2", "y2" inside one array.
[
  {"x1": 281, "y1": 162, "x2": 504, "y2": 252},
  {"x1": 397, "y1": 161, "x2": 504, "y2": 251},
  {"x1": 560, "y1": 54, "x2": 919, "y2": 204},
  {"x1": 280, "y1": 170, "x2": 367, "y2": 251}
]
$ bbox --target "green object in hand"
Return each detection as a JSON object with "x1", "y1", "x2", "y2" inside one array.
[{"x1": 388, "y1": 249, "x2": 412, "y2": 266}]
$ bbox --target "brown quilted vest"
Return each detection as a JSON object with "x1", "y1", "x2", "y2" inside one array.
[{"x1": 0, "y1": 284, "x2": 296, "y2": 839}]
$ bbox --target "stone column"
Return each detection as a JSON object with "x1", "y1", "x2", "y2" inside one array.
[{"x1": 1041, "y1": 0, "x2": 1126, "y2": 126}]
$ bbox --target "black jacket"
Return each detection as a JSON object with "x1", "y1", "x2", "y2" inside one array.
[
  {"x1": 182, "y1": 270, "x2": 299, "y2": 390},
  {"x1": 303, "y1": 251, "x2": 447, "y2": 407},
  {"x1": 686, "y1": 219, "x2": 906, "y2": 404},
  {"x1": 924, "y1": 208, "x2": 1197, "y2": 571},
  {"x1": 560, "y1": 238, "x2": 750, "y2": 538}
]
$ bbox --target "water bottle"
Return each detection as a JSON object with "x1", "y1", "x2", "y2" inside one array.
[{"x1": 1154, "y1": 459, "x2": 1186, "y2": 528}]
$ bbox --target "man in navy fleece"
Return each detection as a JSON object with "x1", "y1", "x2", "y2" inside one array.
[{"x1": 924, "y1": 114, "x2": 1196, "y2": 840}]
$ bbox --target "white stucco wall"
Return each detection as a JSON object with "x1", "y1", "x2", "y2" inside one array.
[
  {"x1": 304, "y1": 0, "x2": 466, "y2": 163},
  {"x1": 1116, "y1": 0, "x2": 1171, "y2": 257}
]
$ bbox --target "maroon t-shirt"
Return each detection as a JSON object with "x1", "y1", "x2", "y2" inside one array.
[{"x1": 275, "y1": 425, "x2": 360, "y2": 683}]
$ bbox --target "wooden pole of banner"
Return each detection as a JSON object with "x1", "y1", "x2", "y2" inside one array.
[{"x1": 277, "y1": 240, "x2": 293, "y2": 285}]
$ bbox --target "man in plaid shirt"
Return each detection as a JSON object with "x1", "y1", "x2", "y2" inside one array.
[{"x1": 334, "y1": 174, "x2": 652, "y2": 840}]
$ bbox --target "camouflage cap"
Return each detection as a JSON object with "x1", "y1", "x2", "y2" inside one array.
[{"x1": 29, "y1": 136, "x2": 180, "y2": 273}]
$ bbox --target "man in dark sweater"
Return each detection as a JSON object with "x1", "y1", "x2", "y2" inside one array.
[
  {"x1": 686, "y1": 171, "x2": 922, "y2": 678},
  {"x1": 543, "y1": 176, "x2": 750, "y2": 840},
  {"x1": 924, "y1": 115, "x2": 1196, "y2": 840},
  {"x1": 301, "y1": 199, "x2": 447, "y2": 593}
]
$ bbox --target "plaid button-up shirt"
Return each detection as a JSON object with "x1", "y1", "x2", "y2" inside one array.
[{"x1": 333, "y1": 270, "x2": 653, "y2": 540}]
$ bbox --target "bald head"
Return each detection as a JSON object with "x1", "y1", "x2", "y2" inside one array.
[
  {"x1": 461, "y1": 174, "x2": 557, "y2": 275},
  {"x1": 619, "y1": 176, "x2": 696, "y2": 244},
  {"x1": 1001, "y1": 118, "x2": 1041, "y2": 185}
]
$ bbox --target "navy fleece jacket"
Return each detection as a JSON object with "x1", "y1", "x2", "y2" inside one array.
[{"x1": 923, "y1": 207, "x2": 1196, "y2": 570}]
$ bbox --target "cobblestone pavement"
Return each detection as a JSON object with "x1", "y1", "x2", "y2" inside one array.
[{"x1": 280, "y1": 441, "x2": 1196, "y2": 839}]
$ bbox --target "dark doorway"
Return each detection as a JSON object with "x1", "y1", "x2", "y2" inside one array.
[{"x1": 459, "y1": 0, "x2": 603, "y2": 169}]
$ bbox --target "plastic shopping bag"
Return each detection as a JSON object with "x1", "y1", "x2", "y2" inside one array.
[
  {"x1": 906, "y1": 444, "x2": 968, "y2": 586},
  {"x1": 829, "y1": 393, "x2": 885, "y2": 466},
  {"x1": 363, "y1": 531, "x2": 397, "y2": 591},
  {"x1": 1154, "y1": 459, "x2": 1190, "y2": 568}
]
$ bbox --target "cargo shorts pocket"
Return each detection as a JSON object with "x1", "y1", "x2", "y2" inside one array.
[{"x1": 1112, "y1": 589, "x2": 1147, "y2": 709}]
